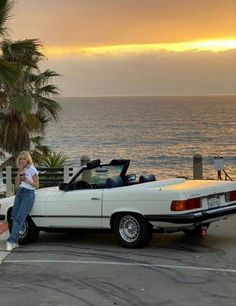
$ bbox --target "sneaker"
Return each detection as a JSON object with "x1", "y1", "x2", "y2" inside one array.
[
  {"x1": 6, "y1": 242, "x2": 13, "y2": 252},
  {"x1": 6, "y1": 242, "x2": 19, "y2": 252}
]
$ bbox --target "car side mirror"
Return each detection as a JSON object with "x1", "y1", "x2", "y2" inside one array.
[{"x1": 126, "y1": 174, "x2": 136, "y2": 182}]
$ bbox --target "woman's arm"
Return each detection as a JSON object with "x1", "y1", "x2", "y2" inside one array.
[
  {"x1": 15, "y1": 162, "x2": 25, "y2": 187},
  {"x1": 32, "y1": 173, "x2": 39, "y2": 189},
  {"x1": 15, "y1": 170, "x2": 23, "y2": 187},
  {"x1": 22, "y1": 173, "x2": 39, "y2": 189}
]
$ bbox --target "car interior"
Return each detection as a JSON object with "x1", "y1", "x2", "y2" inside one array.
[{"x1": 59, "y1": 159, "x2": 156, "y2": 191}]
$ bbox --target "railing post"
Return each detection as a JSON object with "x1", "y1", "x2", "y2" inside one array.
[
  {"x1": 6, "y1": 166, "x2": 14, "y2": 197},
  {"x1": 63, "y1": 166, "x2": 70, "y2": 182},
  {"x1": 193, "y1": 154, "x2": 203, "y2": 179},
  {"x1": 80, "y1": 155, "x2": 90, "y2": 166},
  {"x1": 81, "y1": 155, "x2": 91, "y2": 182}
]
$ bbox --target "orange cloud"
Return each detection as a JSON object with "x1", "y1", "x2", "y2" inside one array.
[{"x1": 44, "y1": 39, "x2": 236, "y2": 58}]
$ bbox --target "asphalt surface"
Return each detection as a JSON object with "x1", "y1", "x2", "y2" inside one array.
[{"x1": 0, "y1": 216, "x2": 236, "y2": 306}]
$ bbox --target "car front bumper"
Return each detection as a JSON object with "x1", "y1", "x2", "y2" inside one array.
[{"x1": 145, "y1": 202, "x2": 236, "y2": 224}]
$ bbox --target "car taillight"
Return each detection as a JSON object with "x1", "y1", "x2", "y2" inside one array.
[
  {"x1": 171, "y1": 198, "x2": 201, "y2": 211},
  {"x1": 225, "y1": 190, "x2": 236, "y2": 202}
]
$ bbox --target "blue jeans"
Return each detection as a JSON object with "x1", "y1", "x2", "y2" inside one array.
[{"x1": 7, "y1": 187, "x2": 35, "y2": 244}]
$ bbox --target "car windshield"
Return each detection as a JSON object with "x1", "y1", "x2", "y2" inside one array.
[{"x1": 71, "y1": 160, "x2": 130, "y2": 188}]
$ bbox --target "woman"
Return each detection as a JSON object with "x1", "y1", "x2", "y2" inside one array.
[{"x1": 6, "y1": 151, "x2": 39, "y2": 251}]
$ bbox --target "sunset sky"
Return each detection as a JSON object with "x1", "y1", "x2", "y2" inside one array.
[{"x1": 9, "y1": 0, "x2": 236, "y2": 97}]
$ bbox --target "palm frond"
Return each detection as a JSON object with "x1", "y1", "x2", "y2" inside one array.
[
  {"x1": 30, "y1": 69, "x2": 61, "y2": 90},
  {"x1": 25, "y1": 113, "x2": 44, "y2": 132},
  {"x1": 38, "y1": 151, "x2": 71, "y2": 167},
  {"x1": 35, "y1": 109, "x2": 51, "y2": 125},
  {"x1": 30, "y1": 135, "x2": 44, "y2": 146},
  {"x1": 37, "y1": 84, "x2": 60, "y2": 96},
  {"x1": 42, "y1": 69, "x2": 61, "y2": 80},
  {"x1": 0, "y1": 113, "x2": 30, "y2": 154},
  {"x1": 0, "y1": 155, "x2": 16, "y2": 171},
  {"x1": 0, "y1": 58, "x2": 19, "y2": 85},
  {"x1": 0, "y1": 0, "x2": 14, "y2": 37},
  {"x1": 1, "y1": 39, "x2": 44, "y2": 67},
  {"x1": 8, "y1": 94, "x2": 32, "y2": 113},
  {"x1": 36, "y1": 97, "x2": 61, "y2": 120}
]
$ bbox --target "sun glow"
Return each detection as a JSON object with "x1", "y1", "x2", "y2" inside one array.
[{"x1": 44, "y1": 39, "x2": 236, "y2": 57}]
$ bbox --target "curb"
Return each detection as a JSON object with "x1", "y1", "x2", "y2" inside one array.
[{"x1": 0, "y1": 223, "x2": 8, "y2": 235}]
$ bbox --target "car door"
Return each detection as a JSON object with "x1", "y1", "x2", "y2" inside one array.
[{"x1": 44, "y1": 188, "x2": 104, "y2": 228}]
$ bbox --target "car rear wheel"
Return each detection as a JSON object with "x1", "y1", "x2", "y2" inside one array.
[{"x1": 113, "y1": 213, "x2": 153, "y2": 248}]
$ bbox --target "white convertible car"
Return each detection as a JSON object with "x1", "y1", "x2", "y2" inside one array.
[{"x1": 1, "y1": 159, "x2": 236, "y2": 248}]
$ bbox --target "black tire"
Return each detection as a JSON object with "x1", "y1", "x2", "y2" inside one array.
[
  {"x1": 183, "y1": 223, "x2": 210, "y2": 236},
  {"x1": 8, "y1": 216, "x2": 39, "y2": 245},
  {"x1": 113, "y1": 213, "x2": 153, "y2": 248}
]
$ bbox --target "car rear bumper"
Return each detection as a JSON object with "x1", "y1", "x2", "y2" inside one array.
[{"x1": 145, "y1": 202, "x2": 236, "y2": 224}]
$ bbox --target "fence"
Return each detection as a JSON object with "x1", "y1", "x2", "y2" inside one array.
[
  {"x1": 1, "y1": 155, "x2": 91, "y2": 198},
  {"x1": 2, "y1": 166, "x2": 74, "y2": 197}
]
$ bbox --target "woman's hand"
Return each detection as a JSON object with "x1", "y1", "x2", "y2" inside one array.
[
  {"x1": 16, "y1": 169, "x2": 24, "y2": 186},
  {"x1": 20, "y1": 173, "x2": 39, "y2": 189}
]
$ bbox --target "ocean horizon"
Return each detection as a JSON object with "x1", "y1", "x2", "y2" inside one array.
[{"x1": 60, "y1": 94, "x2": 236, "y2": 99}]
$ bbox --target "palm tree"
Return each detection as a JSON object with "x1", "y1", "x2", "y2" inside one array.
[
  {"x1": 0, "y1": 0, "x2": 19, "y2": 85},
  {"x1": 0, "y1": 0, "x2": 61, "y2": 165},
  {"x1": 0, "y1": 41, "x2": 61, "y2": 155}
]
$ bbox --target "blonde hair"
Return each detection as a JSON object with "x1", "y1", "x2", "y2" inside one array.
[{"x1": 16, "y1": 151, "x2": 34, "y2": 168}]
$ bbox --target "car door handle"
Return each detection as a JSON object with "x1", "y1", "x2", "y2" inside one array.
[{"x1": 91, "y1": 197, "x2": 101, "y2": 200}]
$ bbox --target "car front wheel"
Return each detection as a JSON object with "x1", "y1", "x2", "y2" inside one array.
[
  {"x1": 9, "y1": 216, "x2": 39, "y2": 245},
  {"x1": 113, "y1": 213, "x2": 153, "y2": 248}
]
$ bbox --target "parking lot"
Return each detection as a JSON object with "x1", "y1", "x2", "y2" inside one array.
[{"x1": 0, "y1": 215, "x2": 236, "y2": 306}]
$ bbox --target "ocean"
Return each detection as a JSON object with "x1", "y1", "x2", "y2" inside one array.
[{"x1": 41, "y1": 95, "x2": 236, "y2": 180}]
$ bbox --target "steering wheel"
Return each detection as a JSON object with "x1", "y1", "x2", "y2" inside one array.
[{"x1": 74, "y1": 180, "x2": 94, "y2": 190}]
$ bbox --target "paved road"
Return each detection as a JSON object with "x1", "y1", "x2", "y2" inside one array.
[{"x1": 0, "y1": 216, "x2": 236, "y2": 306}]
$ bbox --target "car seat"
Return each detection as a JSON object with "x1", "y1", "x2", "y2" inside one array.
[
  {"x1": 106, "y1": 176, "x2": 124, "y2": 188},
  {"x1": 139, "y1": 174, "x2": 156, "y2": 183}
]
